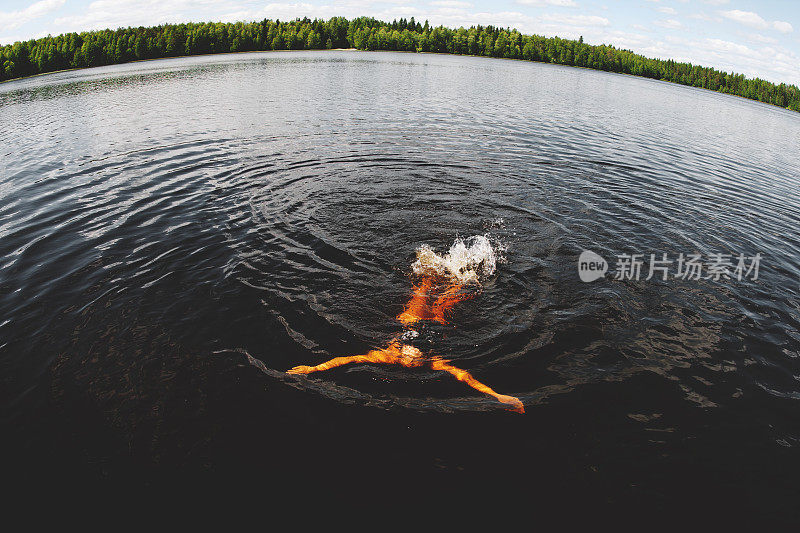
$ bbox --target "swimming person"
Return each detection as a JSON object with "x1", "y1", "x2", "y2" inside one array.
[{"x1": 287, "y1": 237, "x2": 525, "y2": 414}]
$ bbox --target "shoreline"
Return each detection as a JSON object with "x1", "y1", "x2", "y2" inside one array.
[
  {"x1": 1, "y1": 47, "x2": 796, "y2": 115},
  {"x1": 0, "y1": 48, "x2": 360, "y2": 85}
]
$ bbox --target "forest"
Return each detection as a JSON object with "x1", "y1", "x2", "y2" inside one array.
[{"x1": 1, "y1": 16, "x2": 798, "y2": 112}]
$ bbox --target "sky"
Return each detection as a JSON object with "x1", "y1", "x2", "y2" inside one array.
[{"x1": 0, "y1": 0, "x2": 798, "y2": 85}]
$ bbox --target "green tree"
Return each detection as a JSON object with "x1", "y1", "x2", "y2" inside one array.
[{"x1": 307, "y1": 30, "x2": 321, "y2": 49}]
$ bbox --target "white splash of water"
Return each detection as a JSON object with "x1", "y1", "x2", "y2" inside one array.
[
  {"x1": 411, "y1": 235, "x2": 504, "y2": 284},
  {"x1": 400, "y1": 330, "x2": 419, "y2": 341}
]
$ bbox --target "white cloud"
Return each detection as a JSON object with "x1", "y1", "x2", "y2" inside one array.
[
  {"x1": 747, "y1": 33, "x2": 777, "y2": 45},
  {"x1": 721, "y1": 10, "x2": 793, "y2": 36},
  {"x1": 0, "y1": 29, "x2": 50, "y2": 45},
  {"x1": 705, "y1": 37, "x2": 759, "y2": 58},
  {"x1": 0, "y1": 0, "x2": 65, "y2": 32},
  {"x1": 516, "y1": 0, "x2": 576, "y2": 7},
  {"x1": 430, "y1": 1, "x2": 473, "y2": 8},
  {"x1": 657, "y1": 7, "x2": 676, "y2": 15},
  {"x1": 654, "y1": 18, "x2": 682, "y2": 29},
  {"x1": 688, "y1": 12, "x2": 718, "y2": 22},
  {"x1": 52, "y1": 0, "x2": 303, "y2": 31},
  {"x1": 721, "y1": 10, "x2": 768, "y2": 30},
  {"x1": 220, "y1": 3, "x2": 318, "y2": 23},
  {"x1": 773, "y1": 21, "x2": 793, "y2": 34},
  {"x1": 540, "y1": 13, "x2": 609, "y2": 27}
]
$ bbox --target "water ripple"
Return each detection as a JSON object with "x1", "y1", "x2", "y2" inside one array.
[{"x1": 1, "y1": 51, "x2": 799, "y2": 423}]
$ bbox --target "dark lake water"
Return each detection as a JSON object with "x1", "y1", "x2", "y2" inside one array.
[{"x1": 1, "y1": 50, "x2": 799, "y2": 516}]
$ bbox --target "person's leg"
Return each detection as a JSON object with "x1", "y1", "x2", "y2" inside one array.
[
  {"x1": 397, "y1": 277, "x2": 434, "y2": 326},
  {"x1": 429, "y1": 357, "x2": 524, "y2": 413},
  {"x1": 287, "y1": 341, "x2": 424, "y2": 374}
]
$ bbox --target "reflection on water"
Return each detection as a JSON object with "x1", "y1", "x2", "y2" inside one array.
[{"x1": 1, "y1": 51, "x2": 799, "y2": 509}]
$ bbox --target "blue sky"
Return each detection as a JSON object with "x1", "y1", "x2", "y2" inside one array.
[{"x1": 1, "y1": 0, "x2": 798, "y2": 85}]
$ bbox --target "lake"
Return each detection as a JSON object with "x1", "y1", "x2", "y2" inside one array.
[{"x1": 1, "y1": 50, "x2": 799, "y2": 518}]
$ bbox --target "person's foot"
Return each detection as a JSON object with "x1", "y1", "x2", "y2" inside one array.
[
  {"x1": 496, "y1": 394, "x2": 525, "y2": 414},
  {"x1": 287, "y1": 365, "x2": 314, "y2": 374}
]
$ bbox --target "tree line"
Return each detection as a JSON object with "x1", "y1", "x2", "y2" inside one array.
[{"x1": 2, "y1": 16, "x2": 798, "y2": 111}]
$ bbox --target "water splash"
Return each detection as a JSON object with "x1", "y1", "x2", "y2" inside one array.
[{"x1": 411, "y1": 235, "x2": 504, "y2": 284}]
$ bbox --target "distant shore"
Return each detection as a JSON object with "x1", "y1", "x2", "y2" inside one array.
[
  {"x1": 0, "y1": 48, "x2": 358, "y2": 85},
  {"x1": 2, "y1": 17, "x2": 797, "y2": 112}
]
